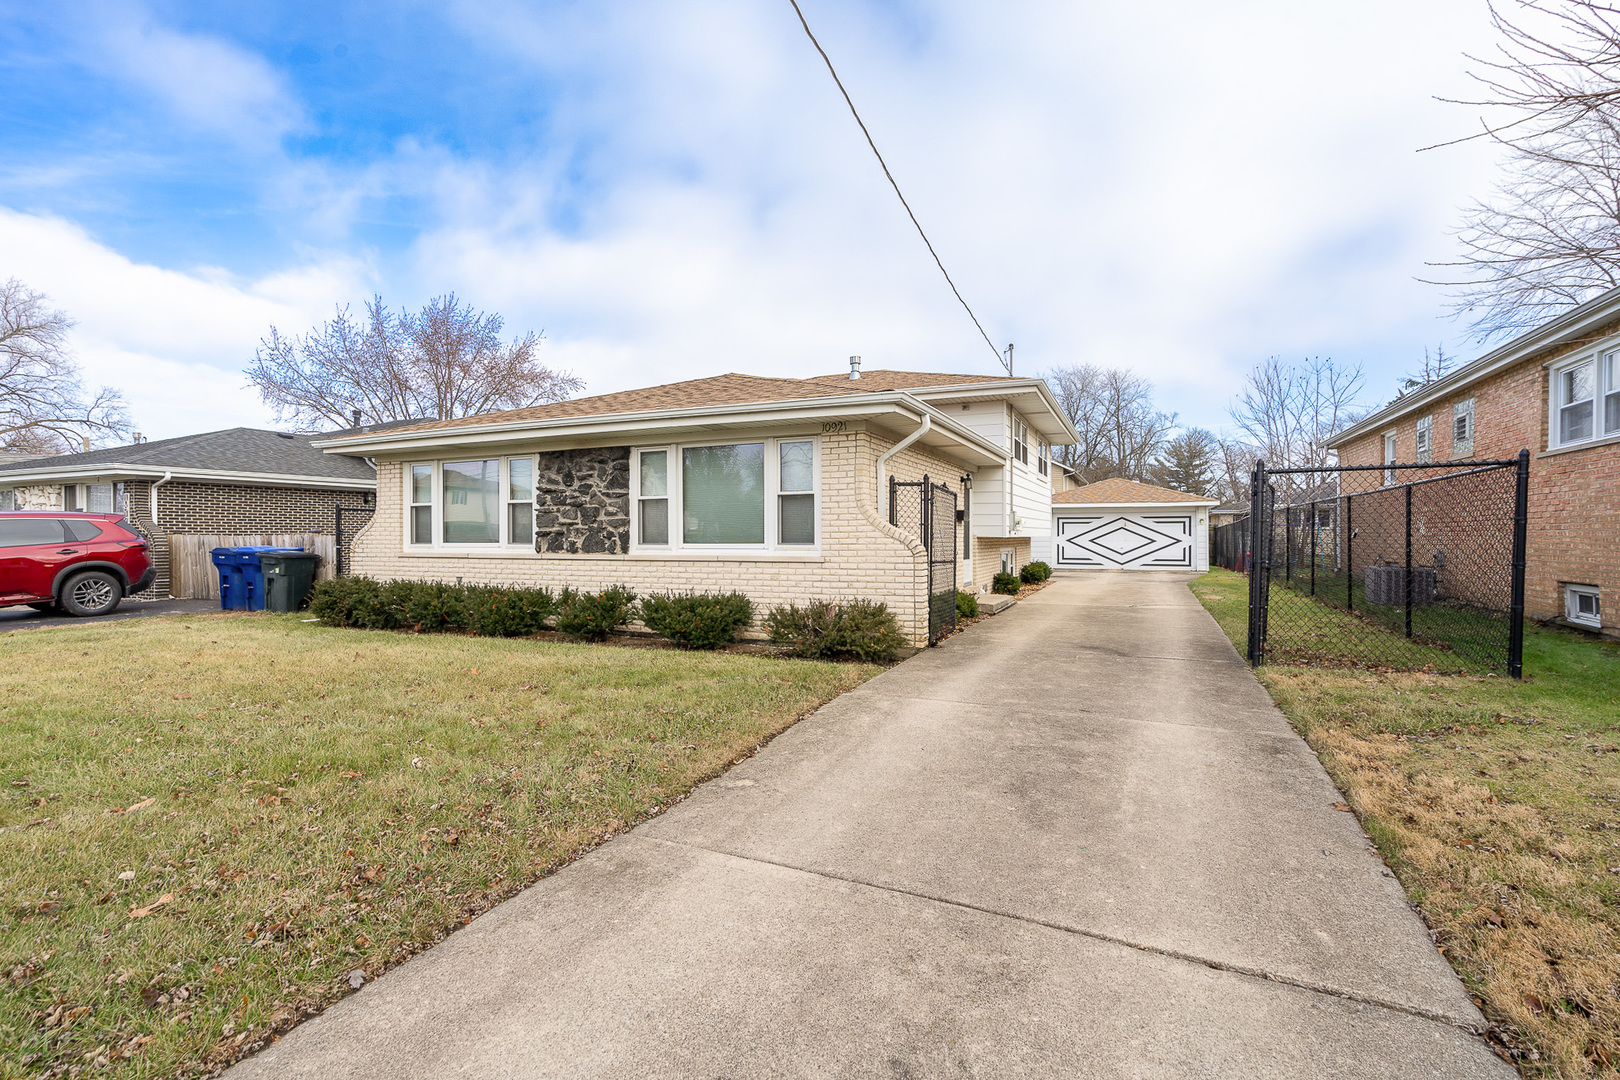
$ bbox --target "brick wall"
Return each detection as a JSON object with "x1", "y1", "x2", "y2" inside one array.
[
  {"x1": 1337, "y1": 337, "x2": 1619, "y2": 636},
  {"x1": 350, "y1": 429, "x2": 947, "y2": 645},
  {"x1": 972, "y1": 538, "x2": 1032, "y2": 590}
]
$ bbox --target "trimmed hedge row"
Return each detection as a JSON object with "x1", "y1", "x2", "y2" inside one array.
[{"x1": 307, "y1": 578, "x2": 907, "y2": 660}]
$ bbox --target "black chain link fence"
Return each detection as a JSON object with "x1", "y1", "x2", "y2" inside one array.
[
  {"x1": 889, "y1": 476, "x2": 958, "y2": 645},
  {"x1": 1243, "y1": 453, "x2": 1529, "y2": 675}
]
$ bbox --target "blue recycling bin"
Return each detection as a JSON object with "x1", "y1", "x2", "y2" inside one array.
[{"x1": 210, "y1": 547, "x2": 302, "y2": 611}]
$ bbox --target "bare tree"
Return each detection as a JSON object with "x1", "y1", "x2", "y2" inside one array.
[
  {"x1": 0, "y1": 279, "x2": 130, "y2": 453},
  {"x1": 1044, "y1": 365, "x2": 1177, "y2": 482},
  {"x1": 1429, "y1": 1, "x2": 1620, "y2": 337},
  {"x1": 1213, "y1": 437, "x2": 1259, "y2": 505},
  {"x1": 1398, "y1": 345, "x2": 1458, "y2": 396},
  {"x1": 248, "y1": 294, "x2": 583, "y2": 429},
  {"x1": 1149, "y1": 428, "x2": 1220, "y2": 495},
  {"x1": 1228, "y1": 356, "x2": 1366, "y2": 490}
]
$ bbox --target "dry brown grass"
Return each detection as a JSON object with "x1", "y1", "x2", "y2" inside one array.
[
  {"x1": 1196, "y1": 570, "x2": 1620, "y2": 1078},
  {"x1": 0, "y1": 612, "x2": 878, "y2": 1079}
]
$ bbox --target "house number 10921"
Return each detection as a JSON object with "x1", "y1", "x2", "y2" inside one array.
[{"x1": 820, "y1": 421, "x2": 847, "y2": 434}]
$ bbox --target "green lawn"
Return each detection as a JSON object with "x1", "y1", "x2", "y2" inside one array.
[
  {"x1": 0, "y1": 613, "x2": 879, "y2": 1079},
  {"x1": 1194, "y1": 569, "x2": 1620, "y2": 1078}
]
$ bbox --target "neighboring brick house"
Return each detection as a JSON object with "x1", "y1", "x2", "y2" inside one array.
[
  {"x1": 0, "y1": 428, "x2": 378, "y2": 598},
  {"x1": 318, "y1": 367, "x2": 1076, "y2": 647},
  {"x1": 1328, "y1": 287, "x2": 1620, "y2": 638}
]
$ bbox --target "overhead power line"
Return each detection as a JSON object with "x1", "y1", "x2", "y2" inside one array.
[{"x1": 786, "y1": 0, "x2": 1010, "y2": 374}]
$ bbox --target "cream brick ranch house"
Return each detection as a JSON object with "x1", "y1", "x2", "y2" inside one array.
[{"x1": 319, "y1": 365, "x2": 1077, "y2": 646}]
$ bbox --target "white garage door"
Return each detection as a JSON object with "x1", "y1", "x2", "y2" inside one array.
[{"x1": 1055, "y1": 513, "x2": 1196, "y2": 569}]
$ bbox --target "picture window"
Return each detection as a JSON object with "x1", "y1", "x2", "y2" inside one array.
[{"x1": 632, "y1": 437, "x2": 818, "y2": 552}]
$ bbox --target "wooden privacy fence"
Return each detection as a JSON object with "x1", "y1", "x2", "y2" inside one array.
[{"x1": 168, "y1": 534, "x2": 337, "y2": 600}]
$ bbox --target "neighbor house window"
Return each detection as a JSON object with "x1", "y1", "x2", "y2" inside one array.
[
  {"x1": 632, "y1": 437, "x2": 818, "y2": 552},
  {"x1": 1452, "y1": 398, "x2": 1475, "y2": 458},
  {"x1": 61, "y1": 484, "x2": 113, "y2": 513},
  {"x1": 410, "y1": 465, "x2": 433, "y2": 544},
  {"x1": 1551, "y1": 352, "x2": 1620, "y2": 447},
  {"x1": 637, "y1": 449, "x2": 669, "y2": 546},
  {"x1": 0, "y1": 488, "x2": 14, "y2": 512},
  {"x1": 1566, "y1": 584, "x2": 1601, "y2": 629},
  {"x1": 406, "y1": 458, "x2": 535, "y2": 548},
  {"x1": 1383, "y1": 432, "x2": 1397, "y2": 485},
  {"x1": 1415, "y1": 415, "x2": 1433, "y2": 463}
]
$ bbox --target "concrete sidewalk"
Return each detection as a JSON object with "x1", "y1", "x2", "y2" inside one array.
[{"x1": 233, "y1": 572, "x2": 1512, "y2": 1079}]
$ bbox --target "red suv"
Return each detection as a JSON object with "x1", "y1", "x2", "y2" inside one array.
[{"x1": 0, "y1": 513, "x2": 155, "y2": 617}]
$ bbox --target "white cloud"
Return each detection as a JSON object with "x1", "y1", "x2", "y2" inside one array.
[
  {"x1": 0, "y1": 208, "x2": 368, "y2": 438},
  {"x1": 93, "y1": 6, "x2": 304, "y2": 149}
]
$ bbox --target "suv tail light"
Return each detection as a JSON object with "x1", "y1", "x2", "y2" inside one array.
[{"x1": 116, "y1": 539, "x2": 149, "y2": 551}]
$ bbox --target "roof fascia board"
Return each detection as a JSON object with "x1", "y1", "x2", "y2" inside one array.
[
  {"x1": 904, "y1": 379, "x2": 1081, "y2": 444},
  {"x1": 316, "y1": 393, "x2": 1007, "y2": 462},
  {"x1": 1329, "y1": 286, "x2": 1620, "y2": 447},
  {"x1": 0, "y1": 463, "x2": 374, "y2": 489},
  {"x1": 1053, "y1": 499, "x2": 1219, "y2": 509}
]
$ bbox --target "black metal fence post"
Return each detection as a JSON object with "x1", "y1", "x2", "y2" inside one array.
[
  {"x1": 1345, "y1": 494, "x2": 1354, "y2": 612},
  {"x1": 1247, "y1": 463, "x2": 1265, "y2": 666},
  {"x1": 1404, "y1": 483, "x2": 1414, "y2": 639},
  {"x1": 1284, "y1": 505, "x2": 1293, "y2": 584},
  {"x1": 920, "y1": 474, "x2": 931, "y2": 552},
  {"x1": 1509, "y1": 448, "x2": 1530, "y2": 679}
]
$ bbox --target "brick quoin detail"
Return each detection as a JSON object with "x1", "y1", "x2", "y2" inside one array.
[{"x1": 1337, "y1": 331, "x2": 1619, "y2": 637}]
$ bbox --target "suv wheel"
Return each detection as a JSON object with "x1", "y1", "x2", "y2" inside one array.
[{"x1": 60, "y1": 571, "x2": 122, "y2": 617}]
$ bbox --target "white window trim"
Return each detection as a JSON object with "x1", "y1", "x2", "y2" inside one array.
[
  {"x1": 1383, "y1": 431, "x2": 1397, "y2": 485},
  {"x1": 1549, "y1": 349, "x2": 1620, "y2": 450},
  {"x1": 403, "y1": 456, "x2": 538, "y2": 551},
  {"x1": 629, "y1": 435, "x2": 820, "y2": 556},
  {"x1": 1565, "y1": 583, "x2": 1602, "y2": 629}
]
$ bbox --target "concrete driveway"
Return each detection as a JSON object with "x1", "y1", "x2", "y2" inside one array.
[{"x1": 233, "y1": 571, "x2": 1511, "y2": 1079}]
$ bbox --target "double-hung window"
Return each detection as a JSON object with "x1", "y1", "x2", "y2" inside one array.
[
  {"x1": 1414, "y1": 416, "x2": 1433, "y2": 463},
  {"x1": 1037, "y1": 438, "x2": 1049, "y2": 476},
  {"x1": 1552, "y1": 351, "x2": 1620, "y2": 447},
  {"x1": 1383, "y1": 432, "x2": 1397, "y2": 485},
  {"x1": 407, "y1": 457, "x2": 536, "y2": 548},
  {"x1": 1452, "y1": 398, "x2": 1474, "y2": 458},
  {"x1": 1012, "y1": 417, "x2": 1029, "y2": 465},
  {"x1": 632, "y1": 437, "x2": 818, "y2": 552}
]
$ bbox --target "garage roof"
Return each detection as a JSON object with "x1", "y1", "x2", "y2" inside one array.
[{"x1": 1053, "y1": 477, "x2": 1217, "y2": 506}]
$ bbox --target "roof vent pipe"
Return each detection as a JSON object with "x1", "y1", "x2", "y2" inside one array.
[{"x1": 848, "y1": 355, "x2": 861, "y2": 380}]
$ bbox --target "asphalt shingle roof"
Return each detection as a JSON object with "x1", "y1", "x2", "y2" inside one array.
[
  {"x1": 326, "y1": 370, "x2": 1027, "y2": 441},
  {"x1": 1053, "y1": 477, "x2": 1215, "y2": 505},
  {"x1": 0, "y1": 428, "x2": 375, "y2": 481}
]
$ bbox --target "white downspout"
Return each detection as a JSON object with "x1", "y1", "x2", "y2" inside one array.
[
  {"x1": 149, "y1": 471, "x2": 172, "y2": 525},
  {"x1": 876, "y1": 412, "x2": 931, "y2": 513}
]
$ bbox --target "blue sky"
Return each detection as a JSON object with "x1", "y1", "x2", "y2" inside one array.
[{"x1": 0, "y1": 0, "x2": 1511, "y2": 440}]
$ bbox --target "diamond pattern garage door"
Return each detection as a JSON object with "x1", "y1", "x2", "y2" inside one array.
[{"x1": 1055, "y1": 514, "x2": 1195, "y2": 569}]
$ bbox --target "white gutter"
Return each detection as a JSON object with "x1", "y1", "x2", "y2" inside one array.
[
  {"x1": 312, "y1": 392, "x2": 1005, "y2": 463},
  {"x1": 149, "y1": 471, "x2": 172, "y2": 526},
  {"x1": 0, "y1": 463, "x2": 375, "y2": 490},
  {"x1": 875, "y1": 412, "x2": 931, "y2": 510}
]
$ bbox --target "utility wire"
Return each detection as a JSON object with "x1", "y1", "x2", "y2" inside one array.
[{"x1": 786, "y1": 0, "x2": 1009, "y2": 373}]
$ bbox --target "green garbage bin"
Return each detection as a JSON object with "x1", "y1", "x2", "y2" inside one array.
[{"x1": 259, "y1": 550, "x2": 322, "y2": 613}]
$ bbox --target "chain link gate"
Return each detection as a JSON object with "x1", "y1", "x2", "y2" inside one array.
[
  {"x1": 1246, "y1": 451, "x2": 1529, "y2": 675},
  {"x1": 889, "y1": 474, "x2": 959, "y2": 645}
]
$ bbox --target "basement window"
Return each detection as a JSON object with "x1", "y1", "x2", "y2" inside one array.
[{"x1": 1565, "y1": 584, "x2": 1601, "y2": 629}]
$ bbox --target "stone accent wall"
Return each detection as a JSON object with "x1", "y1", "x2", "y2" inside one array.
[
  {"x1": 1336, "y1": 333, "x2": 1619, "y2": 638},
  {"x1": 348, "y1": 429, "x2": 950, "y2": 645},
  {"x1": 9, "y1": 484, "x2": 63, "y2": 511},
  {"x1": 534, "y1": 448, "x2": 631, "y2": 554}
]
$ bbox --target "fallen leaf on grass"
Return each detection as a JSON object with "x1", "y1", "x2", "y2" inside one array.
[
  {"x1": 339, "y1": 770, "x2": 362, "y2": 779},
  {"x1": 129, "y1": 893, "x2": 174, "y2": 918},
  {"x1": 109, "y1": 797, "x2": 156, "y2": 815},
  {"x1": 1332, "y1": 801, "x2": 1353, "y2": 812}
]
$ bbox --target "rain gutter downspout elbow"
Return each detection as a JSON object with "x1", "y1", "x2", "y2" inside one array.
[
  {"x1": 150, "y1": 471, "x2": 172, "y2": 526},
  {"x1": 876, "y1": 412, "x2": 930, "y2": 514}
]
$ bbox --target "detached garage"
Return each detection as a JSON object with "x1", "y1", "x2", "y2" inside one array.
[{"x1": 1050, "y1": 478, "x2": 1217, "y2": 572}]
